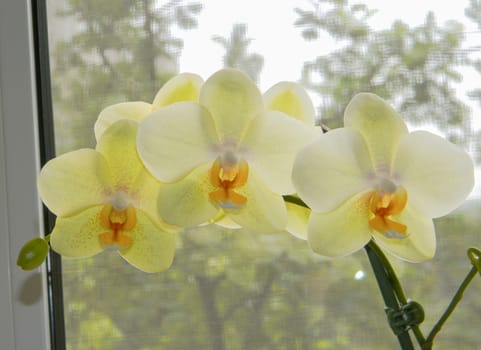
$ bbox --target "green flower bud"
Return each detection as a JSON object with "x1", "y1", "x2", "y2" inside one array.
[{"x1": 17, "y1": 237, "x2": 49, "y2": 270}]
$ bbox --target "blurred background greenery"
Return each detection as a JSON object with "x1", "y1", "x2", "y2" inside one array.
[{"x1": 45, "y1": 0, "x2": 481, "y2": 348}]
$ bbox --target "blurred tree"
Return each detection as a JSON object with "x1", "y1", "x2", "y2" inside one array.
[
  {"x1": 50, "y1": 0, "x2": 202, "y2": 152},
  {"x1": 295, "y1": 0, "x2": 471, "y2": 144},
  {"x1": 465, "y1": 0, "x2": 481, "y2": 162},
  {"x1": 212, "y1": 23, "x2": 264, "y2": 83},
  {"x1": 465, "y1": 0, "x2": 481, "y2": 103}
]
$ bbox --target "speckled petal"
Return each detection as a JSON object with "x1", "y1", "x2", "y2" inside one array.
[
  {"x1": 49, "y1": 205, "x2": 105, "y2": 257},
  {"x1": 120, "y1": 209, "x2": 177, "y2": 273}
]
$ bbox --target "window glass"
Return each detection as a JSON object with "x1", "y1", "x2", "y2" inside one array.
[{"x1": 45, "y1": 1, "x2": 481, "y2": 348}]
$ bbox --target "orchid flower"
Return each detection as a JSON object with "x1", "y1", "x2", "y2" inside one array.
[
  {"x1": 263, "y1": 81, "x2": 318, "y2": 239},
  {"x1": 212, "y1": 80, "x2": 318, "y2": 235},
  {"x1": 137, "y1": 68, "x2": 318, "y2": 233},
  {"x1": 38, "y1": 120, "x2": 177, "y2": 272},
  {"x1": 94, "y1": 73, "x2": 203, "y2": 141},
  {"x1": 292, "y1": 93, "x2": 474, "y2": 262}
]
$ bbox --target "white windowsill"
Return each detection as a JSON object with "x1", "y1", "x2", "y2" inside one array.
[{"x1": 0, "y1": 0, "x2": 51, "y2": 349}]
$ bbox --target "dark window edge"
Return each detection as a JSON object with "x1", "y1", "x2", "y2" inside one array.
[{"x1": 31, "y1": 1, "x2": 66, "y2": 349}]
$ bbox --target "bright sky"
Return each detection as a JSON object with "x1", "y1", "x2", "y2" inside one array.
[
  {"x1": 175, "y1": 0, "x2": 480, "y2": 121},
  {"x1": 176, "y1": 0, "x2": 478, "y2": 89},
  {"x1": 173, "y1": 0, "x2": 481, "y2": 196}
]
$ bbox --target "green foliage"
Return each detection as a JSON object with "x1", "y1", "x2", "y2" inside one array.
[
  {"x1": 50, "y1": 0, "x2": 202, "y2": 153},
  {"x1": 212, "y1": 23, "x2": 264, "y2": 83},
  {"x1": 295, "y1": 0, "x2": 470, "y2": 144},
  {"x1": 465, "y1": 0, "x2": 481, "y2": 162}
]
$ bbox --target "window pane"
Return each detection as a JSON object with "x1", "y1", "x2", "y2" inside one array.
[{"x1": 45, "y1": 1, "x2": 481, "y2": 349}]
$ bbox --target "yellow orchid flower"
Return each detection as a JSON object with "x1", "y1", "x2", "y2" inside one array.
[
  {"x1": 38, "y1": 120, "x2": 177, "y2": 272},
  {"x1": 292, "y1": 93, "x2": 474, "y2": 262},
  {"x1": 94, "y1": 72, "x2": 203, "y2": 141},
  {"x1": 263, "y1": 81, "x2": 318, "y2": 239},
  {"x1": 137, "y1": 68, "x2": 318, "y2": 233}
]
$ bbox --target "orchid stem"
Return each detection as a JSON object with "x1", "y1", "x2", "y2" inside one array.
[
  {"x1": 422, "y1": 265, "x2": 478, "y2": 349},
  {"x1": 365, "y1": 241, "x2": 415, "y2": 350},
  {"x1": 366, "y1": 241, "x2": 408, "y2": 304},
  {"x1": 284, "y1": 196, "x2": 478, "y2": 349}
]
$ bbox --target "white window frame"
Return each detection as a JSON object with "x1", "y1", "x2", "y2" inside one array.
[{"x1": 0, "y1": 0, "x2": 51, "y2": 349}]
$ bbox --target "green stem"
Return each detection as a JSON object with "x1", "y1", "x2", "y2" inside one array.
[
  {"x1": 422, "y1": 266, "x2": 478, "y2": 349},
  {"x1": 365, "y1": 241, "x2": 415, "y2": 350},
  {"x1": 367, "y1": 241, "x2": 408, "y2": 304},
  {"x1": 367, "y1": 241, "x2": 428, "y2": 347},
  {"x1": 284, "y1": 196, "x2": 480, "y2": 349},
  {"x1": 411, "y1": 324, "x2": 427, "y2": 348},
  {"x1": 285, "y1": 197, "x2": 423, "y2": 348}
]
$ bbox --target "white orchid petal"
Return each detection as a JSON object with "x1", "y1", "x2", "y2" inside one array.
[
  {"x1": 292, "y1": 128, "x2": 373, "y2": 212},
  {"x1": 393, "y1": 131, "x2": 474, "y2": 218},
  {"x1": 307, "y1": 192, "x2": 372, "y2": 257},
  {"x1": 242, "y1": 110, "x2": 318, "y2": 194},
  {"x1": 96, "y1": 120, "x2": 146, "y2": 188},
  {"x1": 263, "y1": 81, "x2": 315, "y2": 125},
  {"x1": 157, "y1": 163, "x2": 219, "y2": 227},
  {"x1": 344, "y1": 93, "x2": 408, "y2": 169},
  {"x1": 373, "y1": 203, "x2": 435, "y2": 262},
  {"x1": 152, "y1": 72, "x2": 203, "y2": 109},
  {"x1": 227, "y1": 169, "x2": 287, "y2": 233},
  {"x1": 200, "y1": 69, "x2": 263, "y2": 140},
  {"x1": 94, "y1": 101, "x2": 152, "y2": 141},
  {"x1": 285, "y1": 202, "x2": 310, "y2": 240},
  {"x1": 38, "y1": 149, "x2": 110, "y2": 217},
  {"x1": 137, "y1": 102, "x2": 218, "y2": 182}
]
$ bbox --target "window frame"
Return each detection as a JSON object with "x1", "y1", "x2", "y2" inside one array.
[{"x1": 0, "y1": 1, "x2": 63, "y2": 349}]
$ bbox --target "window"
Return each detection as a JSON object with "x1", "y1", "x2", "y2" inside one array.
[
  {"x1": 0, "y1": 1, "x2": 51, "y2": 349},
  {"x1": 2, "y1": 1, "x2": 481, "y2": 349}
]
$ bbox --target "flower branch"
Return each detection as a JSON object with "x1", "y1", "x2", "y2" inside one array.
[
  {"x1": 422, "y1": 248, "x2": 481, "y2": 349},
  {"x1": 16, "y1": 68, "x2": 478, "y2": 348}
]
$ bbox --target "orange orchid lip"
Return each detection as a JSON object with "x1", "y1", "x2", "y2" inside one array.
[
  {"x1": 99, "y1": 203, "x2": 136, "y2": 248},
  {"x1": 209, "y1": 157, "x2": 249, "y2": 208},
  {"x1": 368, "y1": 186, "x2": 408, "y2": 238}
]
